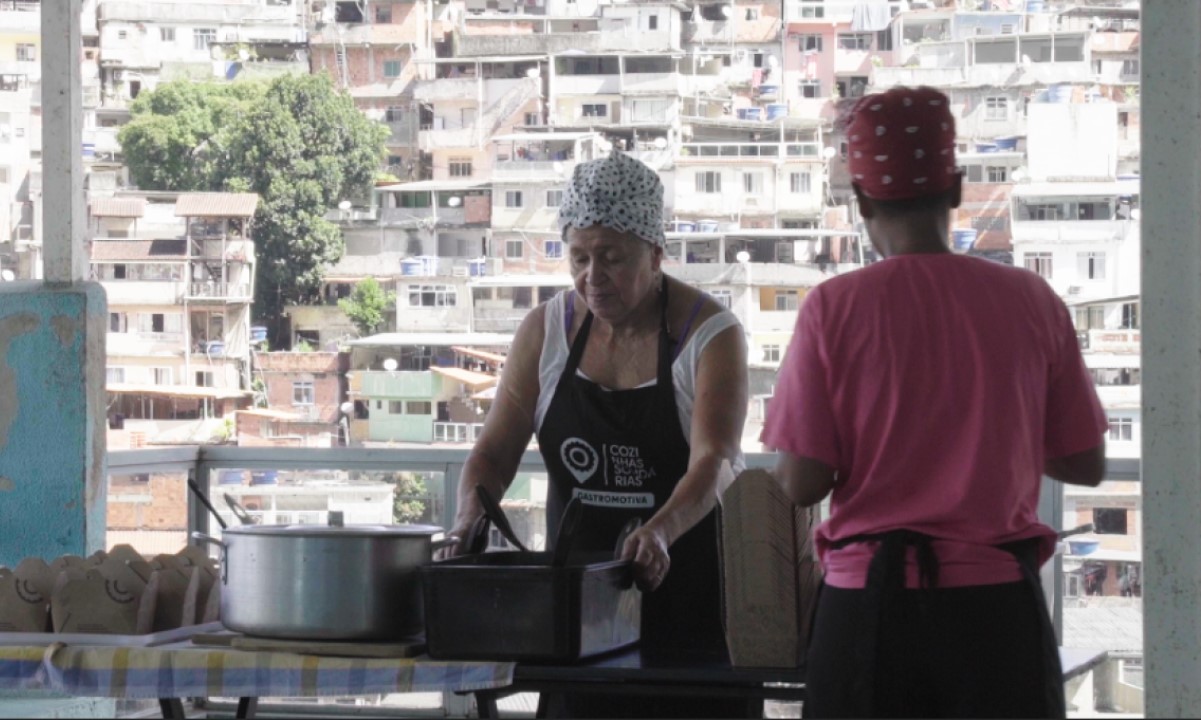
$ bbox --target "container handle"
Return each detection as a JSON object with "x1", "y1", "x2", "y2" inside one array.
[
  {"x1": 432, "y1": 536, "x2": 460, "y2": 552},
  {"x1": 191, "y1": 532, "x2": 229, "y2": 583}
]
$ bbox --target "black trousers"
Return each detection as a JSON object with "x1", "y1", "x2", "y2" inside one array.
[{"x1": 805, "y1": 582, "x2": 1063, "y2": 719}]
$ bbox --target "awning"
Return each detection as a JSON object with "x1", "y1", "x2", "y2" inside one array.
[
  {"x1": 90, "y1": 197, "x2": 146, "y2": 218},
  {"x1": 491, "y1": 131, "x2": 599, "y2": 142},
  {"x1": 107, "y1": 383, "x2": 252, "y2": 401},
  {"x1": 430, "y1": 366, "x2": 500, "y2": 388},
  {"x1": 174, "y1": 193, "x2": 260, "y2": 218},
  {"x1": 452, "y1": 346, "x2": 507, "y2": 366},
  {"x1": 375, "y1": 180, "x2": 490, "y2": 193},
  {"x1": 472, "y1": 386, "x2": 498, "y2": 401}
]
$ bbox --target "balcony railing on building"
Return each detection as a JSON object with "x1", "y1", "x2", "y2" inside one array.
[
  {"x1": 433, "y1": 421, "x2": 484, "y2": 444},
  {"x1": 188, "y1": 281, "x2": 251, "y2": 301},
  {"x1": 678, "y1": 141, "x2": 821, "y2": 159}
]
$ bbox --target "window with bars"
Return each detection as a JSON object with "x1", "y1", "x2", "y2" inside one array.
[
  {"x1": 1023, "y1": 252, "x2": 1053, "y2": 279},
  {"x1": 449, "y1": 158, "x2": 473, "y2": 177},
  {"x1": 775, "y1": 290, "x2": 799, "y2": 311},
  {"x1": 505, "y1": 191, "x2": 523, "y2": 208},
  {"x1": 1077, "y1": 252, "x2": 1106, "y2": 281},
  {"x1": 407, "y1": 284, "x2": 457, "y2": 307},
  {"x1": 985, "y1": 96, "x2": 1009, "y2": 121},
  {"x1": 799, "y1": 34, "x2": 823, "y2": 52},
  {"x1": 545, "y1": 240, "x2": 564, "y2": 259},
  {"x1": 384, "y1": 60, "x2": 403, "y2": 78},
  {"x1": 1107, "y1": 417, "x2": 1134, "y2": 442},
  {"x1": 506, "y1": 239, "x2": 524, "y2": 259},
  {"x1": 986, "y1": 166, "x2": 1009, "y2": 183},
  {"x1": 837, "y1": 33, "x2": 871, "y2": 50},
  {"x1": 193, "y1": 28, "x2": 216, "y2": 51},
  {"x1": 695, "y1": 171, "x2": 722, "y2": 193},
  {"x1": 160, "y1": 28, "x2": 175, "y2": 42},
  {"x1": 790, "y1": 171, "x2": 812, "y2": 194},
  {"x1": 710, "y1": 290, "x2": 732, "y2": 308},
  {"x1": 546, "y1": 190, "x2": 564, "y2": 208},
  {"x1": 798, "y1": 80, "x2": 821, "y2": 98},
  {"x1": 293, "y1": 381, "x2": 315, "y2": 406},
  {"x1": 385, "y1": 106, "x2": 405, "y2": 122},
  {"x1": 743, "y1": 172, "x2": 764, "y2": 195},
  {"x1": 762, "y1": 344, "x2": 782, "y2": 363}
]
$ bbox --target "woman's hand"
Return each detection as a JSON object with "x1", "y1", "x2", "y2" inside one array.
[
  {"x1": 620, "y1": 522, "x2": 672, "y2": 592},
  {"x1": 435, "y1": 513, "x2": 483, "y2": 560}
]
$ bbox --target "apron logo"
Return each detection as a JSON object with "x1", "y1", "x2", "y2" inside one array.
[{"x1": 560, "y1": 437, "x2": 599, "y2": 484}]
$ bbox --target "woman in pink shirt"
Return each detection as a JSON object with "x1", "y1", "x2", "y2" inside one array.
[{"x1": 762, "y1": 86, "x2": 1108, "y2": 718}]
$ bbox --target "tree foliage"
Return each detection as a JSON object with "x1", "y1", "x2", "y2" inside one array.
[
  {"x1": 392, "y1": 473, "x2": 429, "y2": 525},
  {"x1": 118, "y1": 74, "x2": 390, "y2": 345},
  {"x1": 338, "y1": 277, "x2": 395, "y2": 337}
]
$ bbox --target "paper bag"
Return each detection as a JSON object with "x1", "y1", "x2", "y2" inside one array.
[
  {"x1": 51, "y1": 558, "x2": 159, "y2": 635},
  {"x1": 720, "y1": 469, "x2": 821, "y2": 668},
  {"x1": 148, "y1": 561, "x2": 194, "y2": 632},
  {"x1": 0, "y1": 561, "x2": 54, "y2": 632}
]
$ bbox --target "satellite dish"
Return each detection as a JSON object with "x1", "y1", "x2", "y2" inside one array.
[
  {"x1": 340, "y1": 401, "x2": 354, "y2": 415},
  {"x1": 526, "y1": 66, "x2": 541, "y2": 78},
  {"x1": 382, "y1": 358, "x2": 399, "y2": 371},
  {"x1": 338, "y1": 200, "x2": 353, "y2": 211},
  {"x1": 653, "y1": 137, "x2": 668, "y2": 150},
  {"x1": 822, "y1": 146, "x2": 837, "y2": 160},
  {"x1": 1130, "y1": 208, "x2": 1141, "y2": 221},
  {"x1": 736, "y1": 251, "x2": 751, "y2": 264},
  {"x1": 447, "y1": 196, "x2": 462, "y2": 207},
  {"x1": 553, "y1": 161, "x2": 565, "y2": 174},
  {"x1": 720, "y1": 4, "x2": 732, "y2": 18},
  {"x1": 0, "y1": 269, "x2": 13, "y2": 282},
  {"x1": 238, "y1": 48, "x2": 250, "y2": 61},
  {"x1": 766, "y1": 55, "x2": 779, "y2": 69}
]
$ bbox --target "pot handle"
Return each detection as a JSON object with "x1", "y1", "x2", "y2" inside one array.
[
  {"x1": 191, "y1": 532, "x2": 229, "y2": 583},
  {"x1": 432, "y1": 536, "x2": 461, "y2": 552}
]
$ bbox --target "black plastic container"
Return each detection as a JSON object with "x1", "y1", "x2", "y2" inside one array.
[{"x1": 420, "y1": 551, "x2": 641, "y2": 661}]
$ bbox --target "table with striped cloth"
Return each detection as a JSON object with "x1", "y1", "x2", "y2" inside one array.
[{"x1": 0, "y1": 643, "x2": 514, "y2": 699}]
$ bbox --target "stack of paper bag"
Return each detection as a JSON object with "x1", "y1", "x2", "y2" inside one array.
[{"x1": 720, "y1": 468, "x2": 821, "y2": 668}]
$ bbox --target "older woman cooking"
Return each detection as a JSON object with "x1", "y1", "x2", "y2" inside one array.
[{"x1": 443, "y1": 151, "x2": 752, "y2": 718}]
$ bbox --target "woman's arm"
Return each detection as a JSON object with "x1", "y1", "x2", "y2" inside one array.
[
  {"x1": 441, "y1": 305, "x2": 547, "y2": 556},
  {"x1": 621, "y1": 322, "x2": 748, "y2": 589}
]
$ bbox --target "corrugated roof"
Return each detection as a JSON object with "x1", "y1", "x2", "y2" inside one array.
[
  {"x1": 175, "y1": 193, "x2": 260, "y2": 218},
  {"x1": 452, "y1": 346, "x2": 507, "y2": 366},
  {"x1": 91, "y1": 197, "x2": 147, "y2": 218},
  {"x1": 107, "y1": 383, "x2": 252, "y2": 400},
  {"x1": 91, "y1": 239, "x2": 187, "y2": 261},
  {"x1": 429, "y1": 365, "x2": 500, "y2": 387}
]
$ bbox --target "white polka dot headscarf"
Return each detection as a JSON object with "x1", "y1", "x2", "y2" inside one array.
[
  {"x1": 557, "y1": 150, "x2": 666, "y2": 248},
  {"x1": 844, "y1": 85, "x2": 958, "y2": 201}
]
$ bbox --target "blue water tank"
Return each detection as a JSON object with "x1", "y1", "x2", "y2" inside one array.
[
  {"x1": 698, "y1": 220, "x2": 720, "y2": 233},
  {"x1": 993, "y1": 136, "x2": 1019, "y2": 151},
  {"x1": 469, "y1": 259, "x2": 486, "y2": 277},
  {"x1": 676, "y1": 221, "x2": 697, "y2": 233},
  {"x1": 1047, "y1": 84, "x2": 1072, "y2": 103},
  {"x1": 952, "y1": 229, "x2": 978, "y2": 252},
  {"x1": 204, "y1": 341, "x2": 225, "y2": 355},
  {"x1": 250, "y1": 326, "x2": 268, "y2": 343},
  {"x1": 766, "y1": 104, "x2": 788, "y2": 121},
  {"x1": 1026, "y1": 0, "x2": 1046, "y2": 12},
  {"x1": 975, "y1": 142, "x2": 998, "y2": 154},
  {"x1": 218, "y1": 470, "x2": 243, "y2": 486},
  {"x1": 400, "y1": 259, "x2": 423, "y2": 276}
]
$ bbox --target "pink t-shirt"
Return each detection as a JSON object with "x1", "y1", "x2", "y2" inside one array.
[{"x1": 762, "y1": 254, "x2": 1108, "y2": 589}]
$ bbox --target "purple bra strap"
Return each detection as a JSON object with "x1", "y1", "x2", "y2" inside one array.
[
  {"x1": 564, "y1": 291, "x2": 575, "y2": 334},
  {"x1": 672, "y1": 297, "x2": 706, "y2": 361}
]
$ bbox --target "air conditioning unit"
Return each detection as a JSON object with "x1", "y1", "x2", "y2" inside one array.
[{"x1": 1000, "y1": 24, "x2": 1015, "y2": 35}]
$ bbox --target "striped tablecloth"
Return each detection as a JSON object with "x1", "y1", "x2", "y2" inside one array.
[{"x1": 0, "y1": 643, "x2": 514, "y2": 699}]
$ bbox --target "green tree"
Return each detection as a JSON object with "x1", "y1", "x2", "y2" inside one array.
[
  {"x1": 338, "y1": 277, "x2": 395, "y2": 337},
  {"x1": 392, "y1": 473, "x2": 429, "y2": 524},
  {"x1": 118, "y1": 74, "x2": 390, "y2": 346}
]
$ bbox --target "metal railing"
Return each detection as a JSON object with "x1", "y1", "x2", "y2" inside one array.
[{"x1": 679, "y1": 142, "x2": 821, "y2": 159}]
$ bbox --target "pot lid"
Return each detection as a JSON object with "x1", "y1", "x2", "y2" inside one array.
[{"x1": 222, "y1": 523, "x2": 445, "y2": 538}]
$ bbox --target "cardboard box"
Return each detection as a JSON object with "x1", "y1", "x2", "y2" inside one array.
[{"x1": 720, "y1": 469, "x2": 822, "y2": 668}]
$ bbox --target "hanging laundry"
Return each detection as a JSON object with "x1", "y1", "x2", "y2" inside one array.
[
  {"x1": 850, "y1": 2, "x2": 893, "y2": 32},
  {"x1": 751, "y1": 68, "x2": 764, "y2": 88}
]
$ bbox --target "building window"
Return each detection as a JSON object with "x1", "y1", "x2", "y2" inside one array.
[
  {"x1": 506, "y1": 238, "x2": 524, "y2": 259},
  {"x1": 16, "y1": 44, "x2": 35, "y2": 62},
  {"x1": 986, "y1": 165, "x2": 1009, "y2": 183},
  {"x1": 790, "y1": 171, "x2": 812, "y2": 194},
  {"x1": 742, "y1": 172, "x2": 764, "y2": 195},
  {"x1": 1023, "y1": 252, "x2": 1053, "y2": 279},
  {"x1": 546, "y1": 189, "x2": 564, "y2": 208},
  {"x1": 1094, "y1": 507, "x2": 1129, "y2": 535},
  {"x1": 376, "y1": 4, "x2": 393, "y2": 22},
  {"x1": 159, "y1": 27, "x2": 175, "y2": 42},
  {"x1": 449, "y1": 158, "x2": 472, "y2": 177},
  {"x1": 837, "y1": 33, "x2": 872, "y2": 51},
  {"x1": 1107, "y1": 416, "x2": 1134, "y2": 442},
  {"x1": 798, "y1": 80, "x2": 821, "y2": 98},
  {"x1": 109, "y1": 312, "x2": 127, "y2": 333},
  {"x1": 408, "y1": 284, "x2": 457, "y2": 307},
  {"x1": 648, "y1": 14, "x2": 659, "y2": 29},
  {"x1": 117, "y1": 30, "x2": 127, "y2": 40},
  {"x1": 384, "y1": 60, "x2": 403, "y2": 79},
  {"x1": 745, "y1": 8, "x2": 760, "y2": 20},
  {"x1": 106, "y1": 367, "x2": 125, "y2": 384},
  {"x1": 876, "y1": 28, "x2": 893, "y2": 51},
  {"x1": 985, "y1": 96, "x2": 1009, "y2": 121},
  {"x1": 775, "y1": 290, "x2": 799, "y2": 311},
  {"x1": 836, "y1": 76, "x2": 869, "y2": 99},
  {"x1": 524, "y1": 111, "x2": 541, "y2": 126},
  {"x1": 1120, "y1": 59, "x2": 1139, "y2": 79},
  {"x1": 839, "y1": 141, "x2": 848, "y2": 159},
  {"x1": 763, "y1": 344, "x2": 781, "y2": 363},
  {"x1": 388, "y1": 400, "x2": 404, "y2": 414},
  {"x1": 406, "y1": 401, "x2": 433, "y2": 415},
  {"x1": 152, "y1": 367, "x2": 172, "y2": 385},
  {"x1": 193, "y1": 28, "x2": 216, "y2": 51},
  {"x1": 1077, "y1": 252, "x2": 1106, "y2": 281},
  {"x1": 695, "y1": 171, "x2": 722, "y2": 193},
  {"x1": 710, "y1": 289, "x2": 732, "y2": 308},
  {"x1": 545, "y1": 239, "x2": 564, "y2": 259},
  {"x1": 195, "y1": 371, "x2": 214, "y2": 387},
  {"x1": 385, "y1": 106, "x2": 405, "y2": 122},
  {"x1": 799, "y1": 34, "x2": 823, "y2": 52},
  {"x1": 293, "y1": 381, "x2": 315, "y2": 406},
  {"x1": 582, "y1": 103, "x2": 607, "y2": 118},
  {"x1": 1121, "y1": 301, "x2": 1139, "y2": 329},
  {"x1": 505, "y1": 190, "x2": 523, "y2": 208}
]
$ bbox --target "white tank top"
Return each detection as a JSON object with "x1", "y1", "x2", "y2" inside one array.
[{"x1": 534, "y1": 290, "x2": 744, "y2": 465}]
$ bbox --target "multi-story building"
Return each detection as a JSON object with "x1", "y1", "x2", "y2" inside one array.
[
  {"x1": 97, "y1": 192, "x2": 260, "y2": 447},
  {"x1": 346, "y1": 333, "x2": 509, "y2": 444},
  {"x1": 96, "y1": 0, "x2": 307, "y2": 108},
  {"x1": 0, "y1": 0, "x2": 40, "y2": 280},
  {"x1": 238, "y1": 350, "x2": 350, "y2": 447}
]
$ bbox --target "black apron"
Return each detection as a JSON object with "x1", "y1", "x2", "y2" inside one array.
[
  {"x1": 537, "y1": 279, "x2": 727, "y2": 658},
  {"x1": 817, "y1": 530, "x2": 1066, "y2": 718}
]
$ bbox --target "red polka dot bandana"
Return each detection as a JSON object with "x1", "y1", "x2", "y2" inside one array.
[{"x1": 844, "y1": 86, "x2": 957, "y2": 201}]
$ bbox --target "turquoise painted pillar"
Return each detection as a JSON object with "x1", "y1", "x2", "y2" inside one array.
[{"x1": 0, "y1": 282, "x2": 107, "y2": 565}]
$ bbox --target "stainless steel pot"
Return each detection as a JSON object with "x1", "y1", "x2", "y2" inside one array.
[{"x1": 193, "y1": 523, "x2": 452, "y2": 641}]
